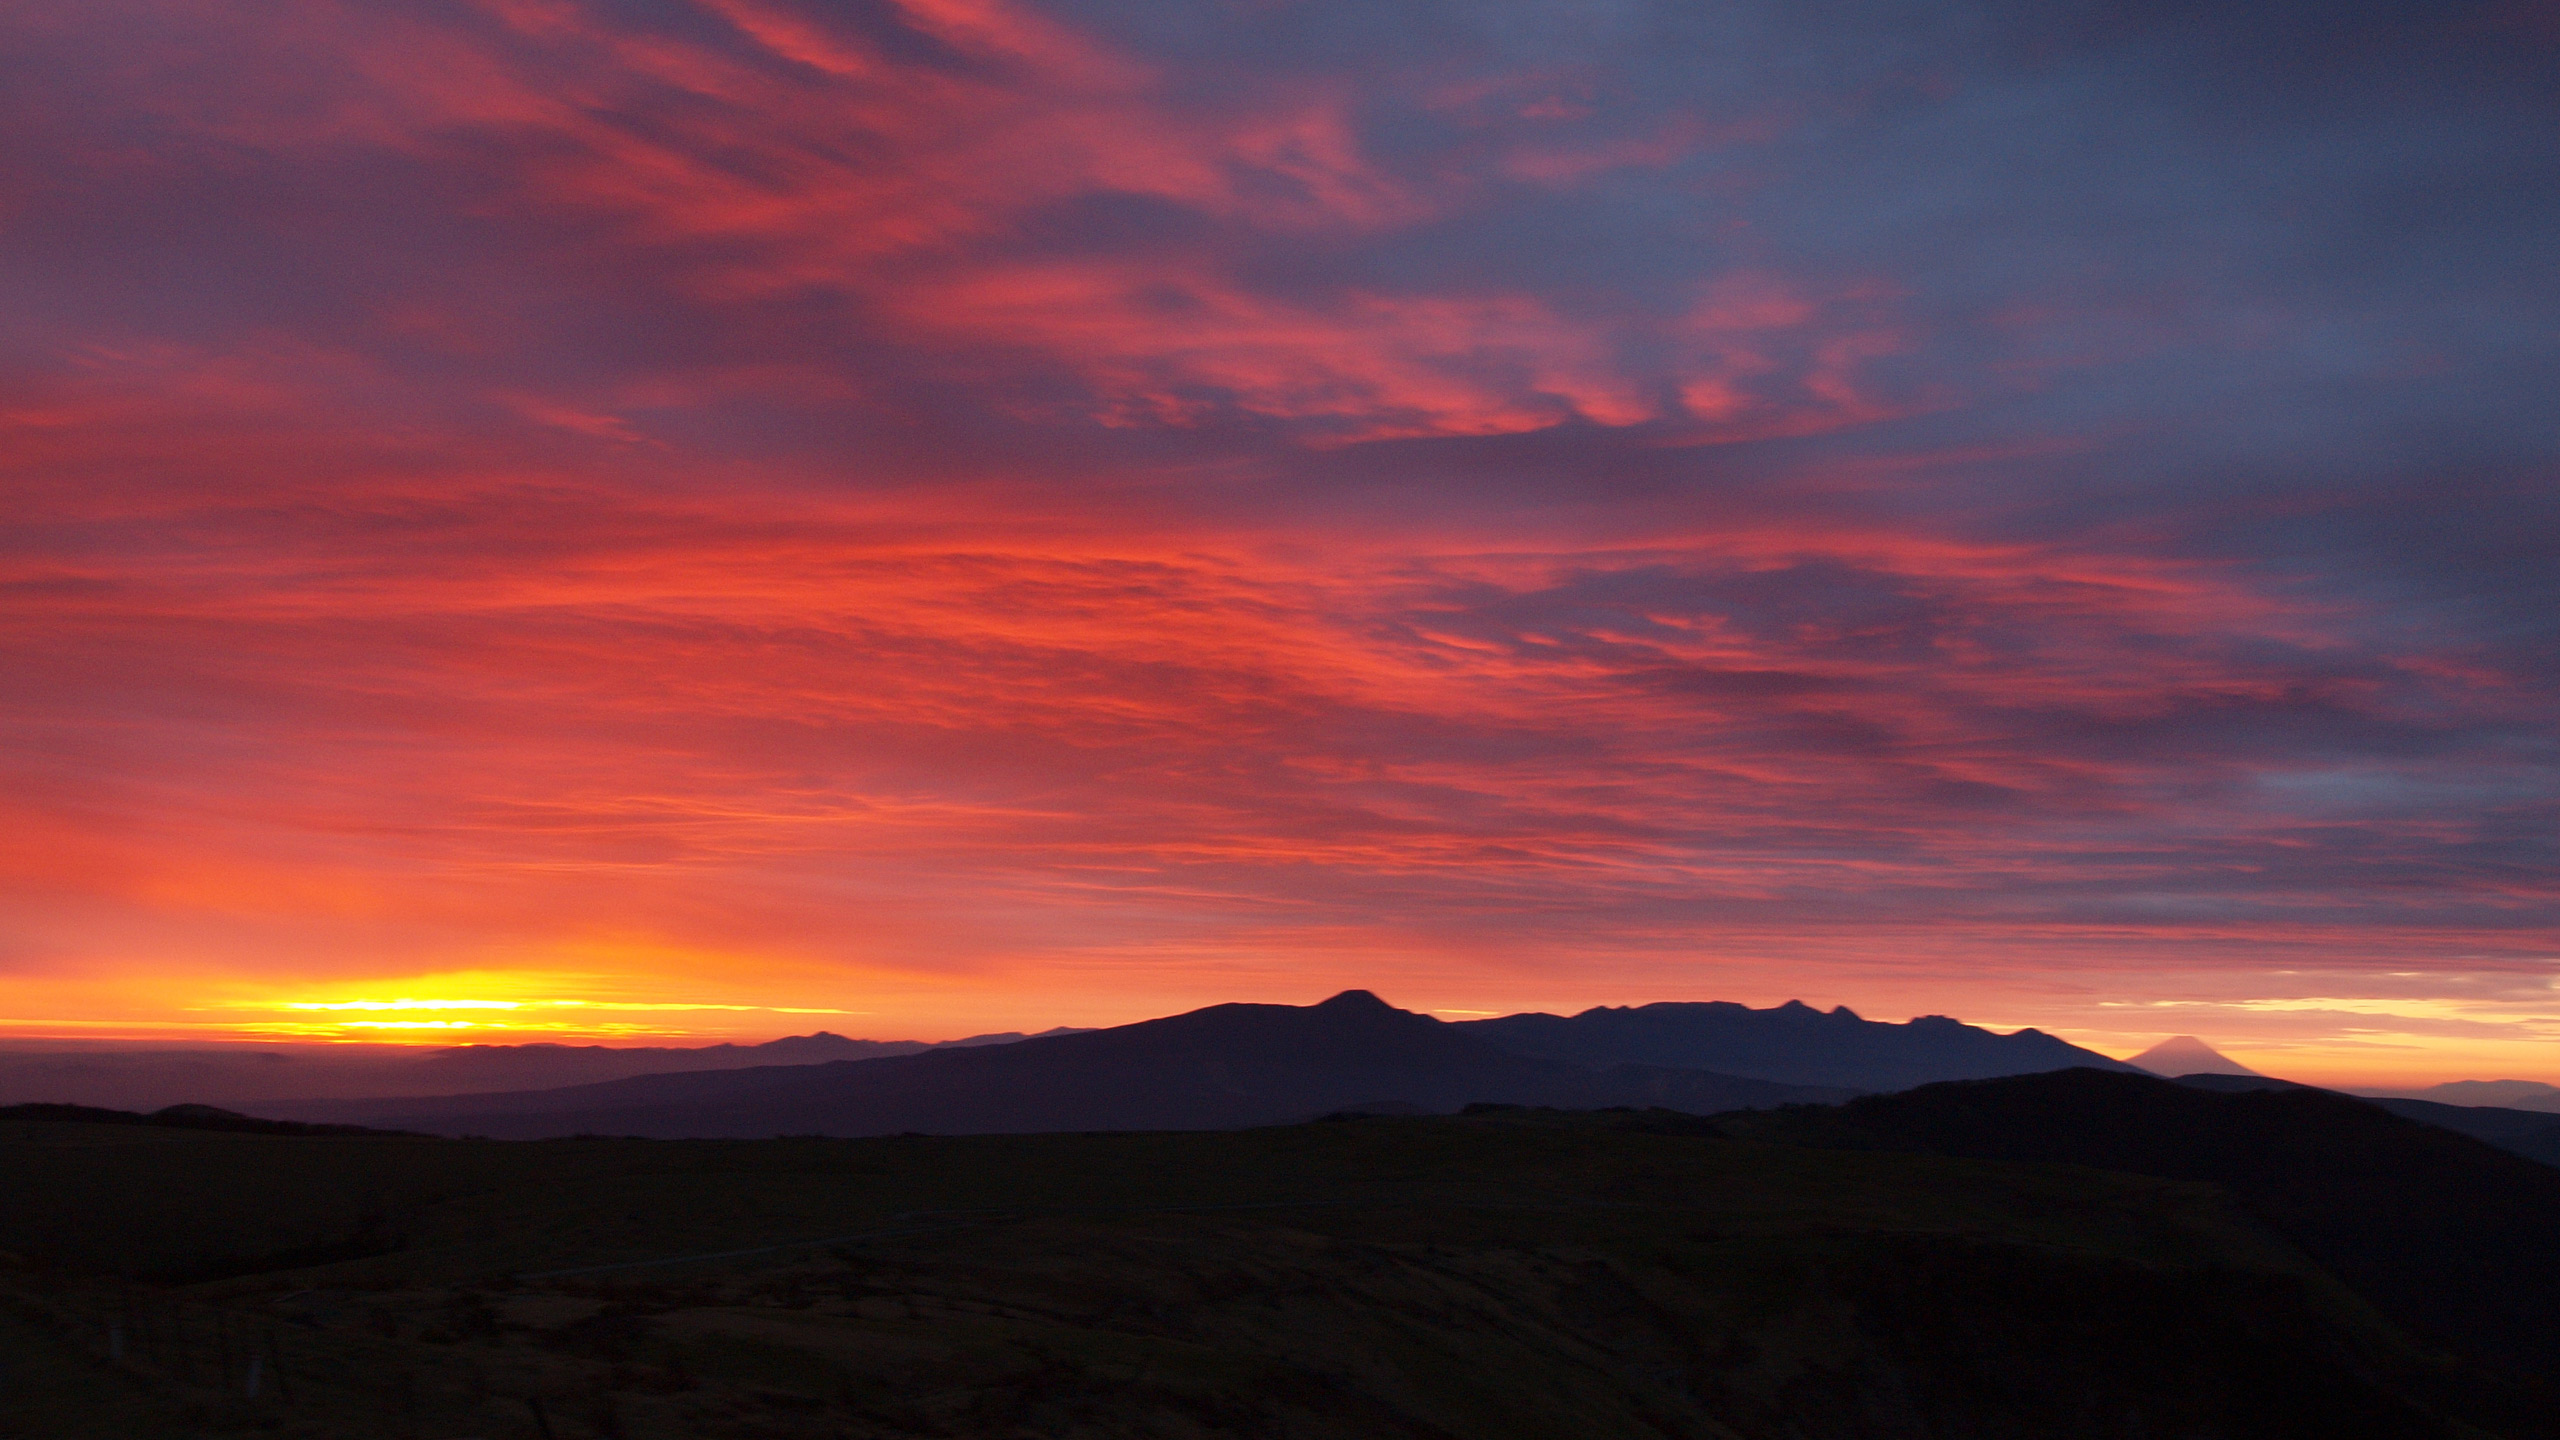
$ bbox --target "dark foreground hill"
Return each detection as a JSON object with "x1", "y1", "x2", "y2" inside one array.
[
  {"x1": 1725, "y1": 1067, "x2": 2560, "y2": 1381},
  {"x1": 2, "y1": 1106, "x2": 2550, "y2": 1439},
  {"x1": 1457, "y1": 1000, "x2": 2141, "y2": 1090},
  {"x1": 254, "y1": 992, "x2": 1849, "y2": 1139},
  {"x1": 2365, "y1": 1096, "x2": 2560, "y2": 1166},
  {"x1": 2172, "y1": 1072, "x2": 2560, "y2": 1168}
]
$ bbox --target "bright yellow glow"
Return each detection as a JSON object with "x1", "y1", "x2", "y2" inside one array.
[
  {"x1": 238, "y1": 996, "x2": 857, "y2": 1024},
  {"x1": 2226, "y1": 996, "x2": 2518, "y2": 1020},
  {"x1": 276, "y1": 998, "x2": 524, "y2": 1012},
  {"x1": 230, "y1": 1019, "x2": 702, "y2": 1040},
  {"x1": 256, "y1": 998, "x2": 813, "y2": 1013},
  {"x1": 139, "y1": 973, "x2": 880, "y2": 1044}
]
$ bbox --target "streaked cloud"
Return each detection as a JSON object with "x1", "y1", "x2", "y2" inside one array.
[{"x1": 1, "y1": 0, "x2": 2553, "y2": 1078}]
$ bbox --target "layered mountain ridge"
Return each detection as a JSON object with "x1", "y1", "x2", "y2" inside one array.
[
  {"x1": 252, "y1": 991, "x2": 1849, "y2": 1138},
  {"x1": 250, "y1": 991, "x2": 2135, "y2": 1140},
  {"x1": 1455, "y1": 999, "x2": 2140, "y2": 1091},
  {"x1": 1725, "y1": 1067, "x2": 2560, "y2": 1377},
  {"x1": 0, "y1": 1026, "x2": 1096, "y2": 1110}
]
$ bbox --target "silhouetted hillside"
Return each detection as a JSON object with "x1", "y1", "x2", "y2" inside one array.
[
  {"x1": 0, "y1": 1102, "x2": 416, "y2": 1138},
  {"x1": 1457, "y1": 999, "x2": 2139, "y2": 1090},
  {"x1": 254, "y1": 992, "x2": 1848, "y2": 1139},
  {"x1": 2361, "y1": 1078, "x2": 2560, "y2": 1113},
  {"x1": 0, "y1": 1027, "x2": 1094, "y2": 1110},
  {"x1": 2364, "y1": 1097, "x2": 2560, "y2": 1167},
  {"x1": 1729, "y1": 1067, "x2": 2560, "y2": 1381},
  {"x1": 2, "y1": 1108, "x2": 2546, "y2": 1439},
  {"x1": 2173, "y1": 1073, "x2": 2560, "y2": 1168},
  {"x1": 393, "y1": 1026, "x2": 1094, "y2": 1094},
  {"x1": 2167, "y1": 1073, "x2": 2309, "y2": 1094}
]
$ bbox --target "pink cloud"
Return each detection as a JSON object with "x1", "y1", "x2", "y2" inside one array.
[
  {"x1": 3, "y1": 0, "x2": 2550, "y2": 1072},
  {"x1": 10, "y1": 0, "x2": 1904, "y2": 441}
]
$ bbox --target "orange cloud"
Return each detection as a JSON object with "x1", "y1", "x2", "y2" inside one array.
[{"x1": 3, "y1": 0, "x2": 2552, "y2": 1082}]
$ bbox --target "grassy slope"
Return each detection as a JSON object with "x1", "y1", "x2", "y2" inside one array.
[
  {"x1": 0, "y1": 1111, "x2": 2528, "y2": 1439},
  {"x1": 1722, "y1": 1070, "x2": 2560, "y2": 1382}
]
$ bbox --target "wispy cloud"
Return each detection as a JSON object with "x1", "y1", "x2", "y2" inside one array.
[{"x1": 0, "y1": 0, "x2": 2553, "y2": 1074}]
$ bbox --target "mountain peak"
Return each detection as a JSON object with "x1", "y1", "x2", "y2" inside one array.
[
  {"x1": 1314, "y1": 989, "x2": 1398, "y2": 1012},
  {"x1": 2128, "y1": 1035, "x2": 2264, "y2": 1078},
  {"x1": 1451, "y1": 1000, "x2": 2140, "y2": 1090}
]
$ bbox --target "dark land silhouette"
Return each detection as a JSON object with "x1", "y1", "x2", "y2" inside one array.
[
  {"x1": 6, "y1": 1094, "x2": 2556, "y2": 1439},
  {"x1": 2170, "y1": 1071, "x2": 2560, "y2": 1168},
  {"x1": 2126, "y1": 1033, "x2": 2264, "y2": 1077},
  {"x1": 1455, "y1": 999, "x2": 2142, "y2": 1090},
  {"x1": 0, "y1": 1102, "x2": 415, "y2": 1139},
  {"x1": 242, "y1": 992, "x2": 1854, "y2": 1139},
  {"x1": 235, "y1": 992, "x2": 2172, "y2": 1140},
  {"x1": 2355, "y1": 1078, "x2": 2560, "y2": 1113},
  {"x1": 9, "y1": 996, "x2": 2559, "y2": 1437},
  {"x1": 1723, "y1": 1067, "x2": 2560, "y2": 1383},
  {"x1": 0, "y1": 1028, "x2": 1094, "y2": 1111}
]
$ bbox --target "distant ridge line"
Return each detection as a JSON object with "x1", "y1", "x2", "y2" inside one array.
[{"x1": 239, "y1": 991, "x2": 2129, "y2": 1139}]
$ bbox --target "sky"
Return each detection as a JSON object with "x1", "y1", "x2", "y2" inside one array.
[{"x1": 2, "y1": 0, "x2": 2555, "y2": 1083}]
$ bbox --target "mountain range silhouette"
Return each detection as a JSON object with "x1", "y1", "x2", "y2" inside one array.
[
  {"x1": 254, "y1": 991, "x2": 2136, "y2": 1139},
  {"x1": 1457, "y1": 1000, "x2": 2144, "y2": 1090}
]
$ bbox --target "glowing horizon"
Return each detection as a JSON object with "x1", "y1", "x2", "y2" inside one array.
[
  {"x1": 3, "y1": 0, "x2": 2554, "y2": 1088},
  {"x1": 0, "y1": 977, "x2": 2548, "y2": 1089}
]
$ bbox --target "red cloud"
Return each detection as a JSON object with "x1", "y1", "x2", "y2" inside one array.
[
  {"x1": 2, "y1": 0, "x2": 2551, "y2": 1064},
  {"x1": 15, "y1": 0, "x2": 1902, "y2": 441}
]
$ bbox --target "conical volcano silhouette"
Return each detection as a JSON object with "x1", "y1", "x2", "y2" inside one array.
[
  {"x1": 1314, "y1": 989, "x2": 1396, "y2": 1010},
  {"x1": 2128, "y1": 1035, "x2": 2264, "y2": 1077}
]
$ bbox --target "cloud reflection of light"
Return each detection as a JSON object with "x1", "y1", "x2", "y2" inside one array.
[{"x1": 0, "y1": 0, "x2": 2552, "y2": 1083}]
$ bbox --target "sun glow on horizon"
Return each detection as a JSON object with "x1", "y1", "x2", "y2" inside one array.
[
  {"x1": 0, "y1": 966, "x2": 885, "y2": 1046},
  {"x1": 192, "y1": 991, "x2": 872, "y2": 1042},
  {"x1": 274, "y1": 998, "x2": 527, "y2": 1012}
]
